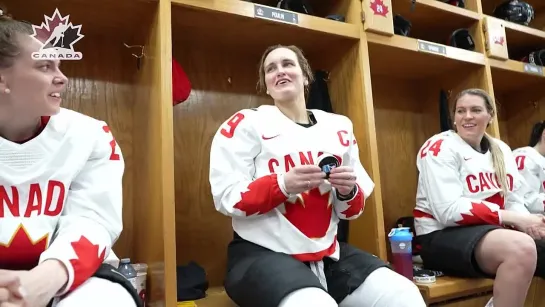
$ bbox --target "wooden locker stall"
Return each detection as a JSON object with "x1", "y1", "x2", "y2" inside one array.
[
  {"x1": 1, "y1": 0, "x2": 178, "y2": 306},
  {"x1": 360, "y1": 0, "x2": 545, "y2": 305},
  {"x1": 492, "y1": 59, "x2": 545, "y2": 150},
  {"x1": 480, "y1": 11, "x2": 545, "y2": 151},
  {"x1": 170, "y1": 0, "x2": 389, "y2": 292},
  {"x1": 362, "y1": 0, "x2": 494, "y2": 254},
  {"x1": 7, "y1": 0, "x2": 545, "y2": 305},
  {"x1": 479, "y1": 1, "x2": 545, "y2": 150},
  {"x1": 484, "y1": 3, "x2": 545, "y2": 303}
]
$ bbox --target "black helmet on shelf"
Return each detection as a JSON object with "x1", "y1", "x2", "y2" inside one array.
[
  {"x1": 493, "y1": 0, "x2": 534, "y2": 26},
  {"x1": 521, "y1": 49, "x2": 545, "y2": 66},
  {"x1": 394, "y1": 14, "x2": 412, "y2": 37},
  {"x1": 447, "y1": 28, "x2": 476, "y2": 51}
]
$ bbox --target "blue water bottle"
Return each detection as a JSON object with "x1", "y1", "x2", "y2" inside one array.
[{"x1": 388, "y1": 227, "x2": 414, "y2": 280}]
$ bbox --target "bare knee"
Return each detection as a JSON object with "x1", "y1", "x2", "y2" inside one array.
[
  {"x1": 506, "y1": 233, "x2": 537, "y2": 272},
  {"x1": 475, "y1": 229, "x2": 537, "y2": 275}
]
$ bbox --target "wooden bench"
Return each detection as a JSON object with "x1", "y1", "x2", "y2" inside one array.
[
  {"x1": 189, "y1": 277, "x2": 545, "y2": 307},
  {"x1": 417, "y1": 276, "x2": 545, "y2": 307},
  {"x1": 190, "y1": 287, "x2": 237, "y2": 307},
  {"x1": 189, "y1": 278, "x2": 494, "y2": 307},
  {"x1": 524, "y1": 277, "x2": 545, "y2": 307},
  {"x1": 416, "y1": 276, "x2": 494, "y2": 306}
]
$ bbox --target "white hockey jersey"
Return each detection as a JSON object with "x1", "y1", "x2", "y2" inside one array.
[
  {"x1": 209, "y1": 105, "x2": 374, "y2": 261},
  {"x1": 513, "y1": 146, "x2": 545, "y2": 213},
  {"x1": 0, "y1": 108, "x2": 124, "y2": 295},
  {"x1": 414, "y1": 130, "x2": 529, "y2": 236}
]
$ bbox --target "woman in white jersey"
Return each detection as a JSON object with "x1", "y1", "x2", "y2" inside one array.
[
  {"x1": 209, "y1": 45, "x2": 426, "y2": 307},
  {"x1": 513, "y1": 121, "x2": 545, "y2": 213},
  {"x1": 0, "y1": 7, "x2": 139, "y2": 307},
  {"x1": 413, "y1": 88, "x2": 545, "y2": 307}
]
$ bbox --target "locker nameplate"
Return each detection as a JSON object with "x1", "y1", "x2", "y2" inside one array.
[
  {"x1": 523, "y1": 63, "x2": 544, "y2": 76},
  {"x1": 417, "y1": 40, "x2": 447, "y2": 56},
  {"x1": 254, "y1": 4, "x2": 299, "y2": 25}
]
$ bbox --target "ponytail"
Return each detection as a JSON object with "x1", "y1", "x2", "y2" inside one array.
[
  {"x1": 484, "y1": 133, "x2": 508, "y2": 196},
  {"x1": 529, "y1": 121, "x2": 545, "y2": 147}
]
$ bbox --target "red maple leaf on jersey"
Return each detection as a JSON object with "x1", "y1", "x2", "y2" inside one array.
[
  {"x1": 370, "y1": 0, "x2": 389, "y2": 17},
  {"x1": 457, "y1": 202, "x2": 500, "y2": 226},
  {"x1": 0, "y1": 224, "x2": 49, "y2": 270},
  {"x1": 485, "y1": 192, "x2": 504, "y2": 209},
  {"x1": 284, "y1": 188, "x2": 333, "y2": 238},
  {"x1": 233, "y1": 174, "x2": 287, "y2": 216},
  {"x1": 340, "y1": 187, "x2": 364, "y2": 218},
  {"x1": 68, "y1": 236, "x2": 106, "y2": 290}
]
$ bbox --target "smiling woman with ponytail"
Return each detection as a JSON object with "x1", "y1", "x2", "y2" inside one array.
[
  {"x1": 513, "y1": 121, "x2": 545, "y2": 214},
  {"x1": 413, "y1": 88, "x2": 545, "y2": 307}
]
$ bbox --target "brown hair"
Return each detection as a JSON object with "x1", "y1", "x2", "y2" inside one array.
[
  {"x1": 257, "y1": 45, "x2": 314, "y2": 96},
  {"x1": 453, "y1": 88, "x2": 508, "y2": 196},
  {"x1": 0, "y1": 5, "x2": 33, "y2": 69}
]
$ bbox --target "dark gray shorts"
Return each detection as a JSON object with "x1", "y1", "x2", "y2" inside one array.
[
  {"x1": 224, "y1": 233, "x2": 389, "y2": 307},
  {"x1": 417, "y1": 225, "x2": 545, "y2": 279}
]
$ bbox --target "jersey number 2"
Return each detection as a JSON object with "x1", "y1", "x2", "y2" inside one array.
[
  {"x1": 420, "y1": 139, "x2": 443, "y2": 158},
  {"x1": 103, "y1": 125, "x2": 121, "y2": 161},
  {"x1": 221, "y1": 112, "x2": 245, "y2": 138}
]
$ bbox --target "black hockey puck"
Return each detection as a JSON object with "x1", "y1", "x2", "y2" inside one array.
[{"x1": 317, "y1": 154, "x2": 340, "y2": 179}]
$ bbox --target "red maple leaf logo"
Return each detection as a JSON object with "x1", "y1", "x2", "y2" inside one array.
[
  {"x1": 493, "y1": 36, "x2": 505, "y2": 46},
  {"x1": 484, "y1": 192, "x2": 504, "y2": 209},
  {"x1": 457, "y1": 202, "x2": 500, "y2": 226},
  {"x1": 233, "y1": 175, "x2": 288, "y2": 216},
  {"x1": 370, "y1": 0, "x2": 389, "y2": 17},
  {"x1": 341, "y1": 187, "x2": 364, "y2": 218},
  {"x1": 32, "y1": 9, "x2": 69, "y2": 44},
  {"x1": 0, "y1": 224, "x2": 49, "y2": 270},
  {"x1": 68, "y1": 236, "x2": 106, "y2": 291},
  {"x1": 284, "y1": 188, "x2": 333, "y2": 238}
]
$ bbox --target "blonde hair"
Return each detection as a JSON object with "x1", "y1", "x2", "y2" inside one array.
[
  {"x1": 257, "y1": 45, "x2": 314, "y2": 96},
  {"x1": 453, "y1": 89, "x2": 508, "y2": 196}
]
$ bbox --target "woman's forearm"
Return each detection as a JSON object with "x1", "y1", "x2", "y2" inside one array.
[
  {"x1": 30, "y1": 259, "x2": 68, "y2": 294},
  {"x1": 500, "y1": 210, "x2": 522, "y2": 227}
]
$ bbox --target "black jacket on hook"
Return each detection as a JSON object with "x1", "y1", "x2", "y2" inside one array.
[
  {"x1": 307, "y1": 70, "x2": 334, "y2": 113},
  {"x1": 439, "y1": 89, "x2": 452, "y2": 132}
]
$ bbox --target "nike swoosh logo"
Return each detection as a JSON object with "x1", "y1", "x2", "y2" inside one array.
[
  {"x1": 262, "y1": 134, "x2": 279, "y2": 140},
  {"x1": 464, "y1": 157, "x2": 471, "y2": 161}
]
